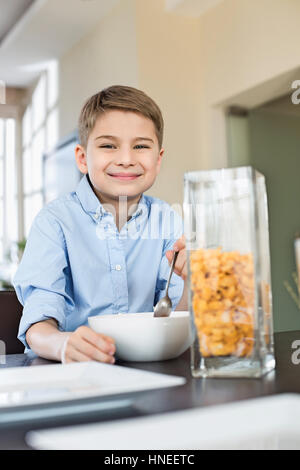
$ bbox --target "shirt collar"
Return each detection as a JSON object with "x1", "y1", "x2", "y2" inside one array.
[
  {"x1": 75, "y1": 175, "x2": 149, "y2": 220},
  {"x1": 75, "y1": 175, "x2": 102, "y2": 215},
  {"x1": 128, "y1": 193, "x2": 149, "y2": 220}
]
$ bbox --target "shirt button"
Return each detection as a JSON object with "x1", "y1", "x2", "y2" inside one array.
[
  {"x1": 115, "y1": 264, "x2": 122, "y2": 271},
  {"x1": 94, "y1": 213, "x2": 99, "y2": 220}
]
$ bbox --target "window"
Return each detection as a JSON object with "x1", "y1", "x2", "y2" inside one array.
[
  {"x1": 0, "y1": 118, "x2": 17, "y2": 263},
  {"x1": 22, "y1": 61, "x2": 59, "y2": 238},
  {"x1": 0, "y1": 62, "x2": 58, "y2": 267}
]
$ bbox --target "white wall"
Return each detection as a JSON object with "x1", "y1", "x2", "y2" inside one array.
[
  {"x1": 196, "y1": 0, "x2": 300, "y2": 169},
  {"x1": 58, "y1": 0, "x2": 200, "y2": 206},
  {"x1": 56, "y1": 0, "x2": 300, "y2": 203},
  {"x1": 135, "y1": 0, "x2": 200, "y2": 204},
  {"x1": 58, "y1": 0, "x2": 138, "y2": 139}
]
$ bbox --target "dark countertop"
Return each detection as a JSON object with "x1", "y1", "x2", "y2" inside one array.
[{"x1": 0, "y1": 330, "x2": 300, "y2": 449}]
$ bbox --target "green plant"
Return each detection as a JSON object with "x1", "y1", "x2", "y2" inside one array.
[
  {"x1": 17, "y1": 238, "x2": 27, "y2": 255},
  {"x1": 284, "y1": 272, "x2": 300, "y2": 309},
  {"x1": 0, "y1": 280, "x2": 13, "y2": 290}
]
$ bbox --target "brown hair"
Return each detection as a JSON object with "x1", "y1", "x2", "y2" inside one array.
[{"x1": 78, "y1": 85, "x2": 164, "y2": 148}]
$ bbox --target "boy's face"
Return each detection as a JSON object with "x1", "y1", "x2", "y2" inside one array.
[{"x1": 75, "y1": 110, "x2": 164, "y2": 204}]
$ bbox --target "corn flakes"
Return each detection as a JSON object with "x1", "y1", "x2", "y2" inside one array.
[{"x1": 190, "y1": 248, "x2": 255, "y2": 357}]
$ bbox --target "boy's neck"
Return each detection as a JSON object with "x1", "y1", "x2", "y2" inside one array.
[{"x1": 88, "y1": 177, "x2": 142, "y2": 231}]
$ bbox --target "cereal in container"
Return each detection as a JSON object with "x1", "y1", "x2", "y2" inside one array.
[{"x1": 184, "y1": 167, "x2": 275, "y2": 378}]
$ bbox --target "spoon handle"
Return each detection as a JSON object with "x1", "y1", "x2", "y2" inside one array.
[{"x1": 165, "y1": 251, "x2": 179, "y2": 296}]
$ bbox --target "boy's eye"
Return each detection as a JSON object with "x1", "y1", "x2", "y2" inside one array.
[
  {"x1": 99, "y1": 144, "x2": 150, "y2": 149},
  {"x1": 99, "y1": 144, "x2": 115, "y2": 149}
]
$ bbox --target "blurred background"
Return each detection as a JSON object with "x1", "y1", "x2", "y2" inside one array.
[{"x1": 1, "y1": 0, "x2": 300, "y2": 334}]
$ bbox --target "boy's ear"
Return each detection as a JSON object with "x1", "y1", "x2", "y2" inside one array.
[
  {"x1": 156, "y1": 148, "x2": 164, "y2": 175},
  {"x1": 75, "y1": 144, "x2": 88, "y2": 174}
]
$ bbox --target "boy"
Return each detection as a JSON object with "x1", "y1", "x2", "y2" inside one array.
[{"x1": 13, "y1": 85, "x2": 188, "y2": 364}]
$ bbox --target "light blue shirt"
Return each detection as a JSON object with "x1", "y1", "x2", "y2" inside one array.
[{"x1": 14, "y1": 175, "x2": 184, "y2": 349}]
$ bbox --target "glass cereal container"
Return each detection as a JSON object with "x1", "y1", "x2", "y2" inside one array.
[{"x1": 183, "y1": 167, "x2": 275, "y2": 378}]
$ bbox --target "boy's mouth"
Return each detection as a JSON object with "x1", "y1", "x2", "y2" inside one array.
[{"x1": 107, "y1": 173, "x2": 142, "y2": 181}]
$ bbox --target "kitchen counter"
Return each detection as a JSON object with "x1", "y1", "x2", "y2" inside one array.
[{"x1": 0, "y1": 329, "x2": 300, "y2": 449}]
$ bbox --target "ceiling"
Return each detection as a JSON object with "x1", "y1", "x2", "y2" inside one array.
[
  {"x1": 0, "y1": 0, "x2": 34, "y2": 44},
  {"x1": 165, "y1": 0, "x2": 225, "y2": 16},
  {"x1": 0, "y1": 0, "x2": 120, "y2": 88},
  {"x1": 219, "y1": 68, "x2": 300, "y2": 111},
  {"x1": 0, "y1": 0, "x2": 225, "y2": 89}
]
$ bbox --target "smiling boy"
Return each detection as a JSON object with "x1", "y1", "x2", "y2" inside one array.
[{"x1": 13, "y1": 85, "x2": 188, "y2": 363}]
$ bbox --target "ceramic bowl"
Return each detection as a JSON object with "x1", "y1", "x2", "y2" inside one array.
[{"x1": 88, "y1": 311, "x2": 193, "y2": 362}]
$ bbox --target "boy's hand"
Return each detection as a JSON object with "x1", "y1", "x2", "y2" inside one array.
[
  {"x1": 61, "y1": 326, "x2": 116, "y2": 364},
  {"x1": 166, "y1": 236, "x2": 187, "y2": 281}
]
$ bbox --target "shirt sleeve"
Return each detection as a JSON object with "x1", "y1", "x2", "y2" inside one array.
[
  {"x1": 154, "y1": 207, "x2": 185, "y2": 309},
  {"x1": 13, "y1": 209, "x2": 74, "y2": 349}
]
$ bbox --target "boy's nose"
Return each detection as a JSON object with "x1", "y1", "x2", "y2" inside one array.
[{"x1": 115, "y1": 150, "x2": 136, "y2": 166}]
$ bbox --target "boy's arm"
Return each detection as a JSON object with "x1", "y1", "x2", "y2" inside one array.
[
  {"x1": 166, "y1": 236, "x2": 188, "y2": 311},
  {"x1": 174, "y1": 280, "x2": 188, "y2": 311},
  {"x1": 26, "y1": 319, "x2": 70, "y2": 362},
  {"x1": 13, "y1": 210, "x2": 71, "y2": 350},
  {"x1": 155, "y1": 207, "x2": 186, "y2": 310},
  {"x1": 14, "y1": 210, "x2": 115, "y2": 363},
  {"x1": 26, "y1": 319, "x2": 116, "y2": 364}
]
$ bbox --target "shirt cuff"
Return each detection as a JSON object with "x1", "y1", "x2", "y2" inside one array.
[{"x1": 18, "y1": 294, "x2": 67, "y2": 350}]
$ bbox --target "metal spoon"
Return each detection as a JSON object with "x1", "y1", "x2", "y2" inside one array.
[{"x1": 153, "y1": 251, "x2": 179, "y2": 317}]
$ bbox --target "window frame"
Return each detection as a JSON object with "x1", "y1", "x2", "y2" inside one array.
[
  {"x1": 0, "y1": 117, "x2": 18, "y2": 263},
  {"x1": 21, "y1": 65, "x2": 59, "y2": 239}
]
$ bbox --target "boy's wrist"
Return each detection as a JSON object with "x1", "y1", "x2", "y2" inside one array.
[
  {"x1": 26, "y1": 321, "x2": 71, "y2": 363},
  {"x1": 175, "y1": 280, "x2": 189, "y2": 311},
  {"x1": 59, "y1": 333, "x2": 72, "y2": 364}
]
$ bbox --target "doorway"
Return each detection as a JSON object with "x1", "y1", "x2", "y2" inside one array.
[{"x1": 227, "y1": 94, "x2": 300, "y2": 332}]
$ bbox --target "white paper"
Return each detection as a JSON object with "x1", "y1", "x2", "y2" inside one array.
[
  {"x1": 27, "y1": 393, "x2": 300, "y2": 450},
  {"x1": 0, "y1": 361, "x2": 185, "y2": 407}
]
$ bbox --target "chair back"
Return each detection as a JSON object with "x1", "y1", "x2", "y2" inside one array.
[{"x1": 0, "y1": 290, "x2": 24, "y2": 354}]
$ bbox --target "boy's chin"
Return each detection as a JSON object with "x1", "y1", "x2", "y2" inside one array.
[
  {"x1": 111, "y1": 186, "x2": 153, "y2": 200},
  {"x1": 114, "y1": 192, "x2": 143, "y2": 201},
  {"x1": 97, "y1": 190, "x2": 142, "y2": 201}
]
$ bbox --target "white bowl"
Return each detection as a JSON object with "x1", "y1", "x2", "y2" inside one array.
[{"x1": 88, "y1": 311, "x2": 193, "y2": 362}]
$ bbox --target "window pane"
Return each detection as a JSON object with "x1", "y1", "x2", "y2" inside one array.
[
  {"x1": 5, "y1": 119, "x2": 17, "y2": 243},
  {"x1": 47, "y1": 60, "x2": 59, "y2": 109},
  {"x1": 46, "y1": 107, "x2": 58, "y2": 152},
  {"x1": 24, "y1": 196, "x2": 31, "y2": 238},
  {"x1": 22, "y1": 105, "x2": 32, "y2": 148},
  {"x1": 0, "y1": 199, "x2": 3, "y2": 238},
  {"x1": 23, "y1": 146, "x2": 32, "y2": 195},
  {"x1": 5, "y1": 198, "x2": 18, "y2": 243},
  {"x1": 32, "y1": 74, "x2": 46, "y2": 132},
  {"x1": 6, "y1": 119, "x2": 15, "y2": 160},
  {"x1": 0, "y1": 119, "x2": 4, "y2": 156},
  {"x1": 0, "y1": 159, "x2": 3, "y2": 198},
  {"x1": 0, "y1": 240, "x2": 3, "y2": 263},
  {"x1": 32, "y1": 128, "x2": 45, "y2": 192},
  {"x1": 24, "y1": 193, "x2": 43, "y2": 237}
]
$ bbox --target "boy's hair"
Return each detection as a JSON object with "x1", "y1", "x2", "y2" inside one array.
[{"x1": 78, "y1": 85, "x2": 164, "y2": 149}]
